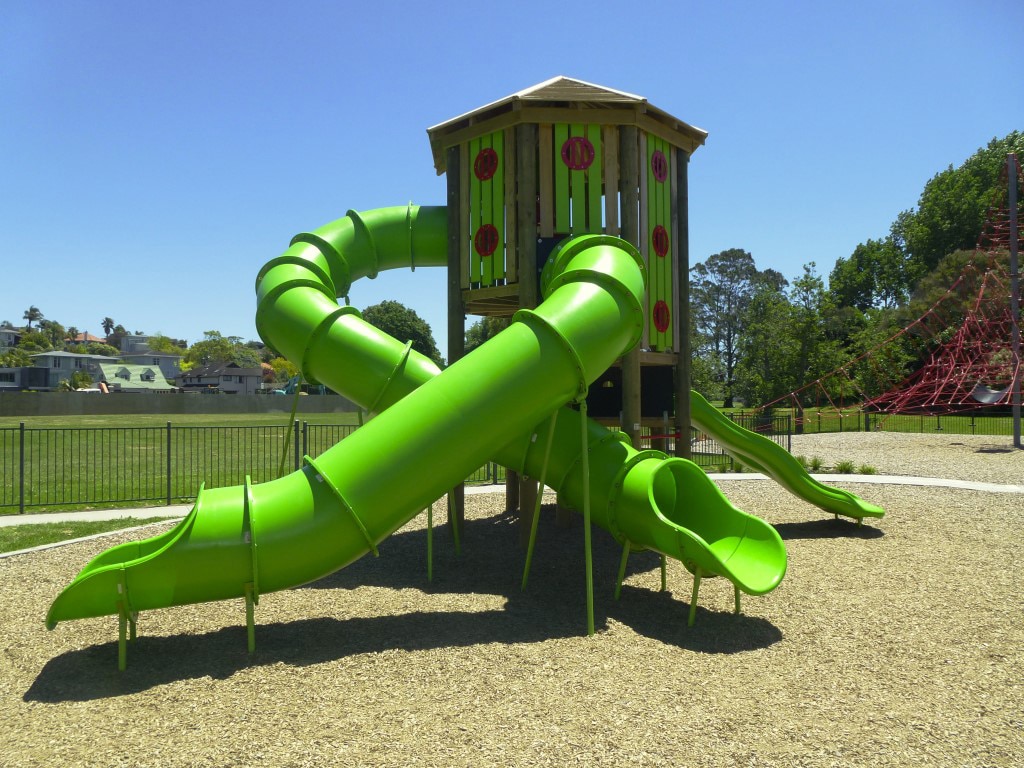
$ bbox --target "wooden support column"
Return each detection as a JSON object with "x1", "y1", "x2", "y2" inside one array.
[
  {"x1": 674, "y1": 149, "x2": 692, "y2": 460},
  {"x1": 446, "y1": 145, "x2": 466, "y2": 536},
  {"x1": 515, "y1": 123, "x2": 540, "y2": 541},
  {"x1": 619, "y1": 126, "x2": 643, "y2": 448}
]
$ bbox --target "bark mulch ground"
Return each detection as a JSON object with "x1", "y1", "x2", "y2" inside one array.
[{"x1": 1, "y1": 455, "x2": 1021, "y2": 766}]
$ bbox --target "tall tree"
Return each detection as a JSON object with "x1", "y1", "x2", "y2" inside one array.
[
  {"x1": 184, "y1": 331, "x2": 261, "y2": 368},
  {"x1": 101, "y1": 317, "x2": 115, "y2": 336},
  {"x1": 22, "y1": 306, "x2": 43, "y2": 329},
  {"x1": 465, "y1": 316, "x2": 510, "y2": 354},
  {"x1": 362, "y1": 300, "x2": 444, "y2": 368},
  {"x1": 690, "y1": 249, "x2": 779, "y2": 407}
]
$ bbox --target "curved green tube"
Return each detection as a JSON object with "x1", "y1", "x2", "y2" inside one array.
[{"x1": 47, "y1": 205, "x2": 791, "y2": 633}]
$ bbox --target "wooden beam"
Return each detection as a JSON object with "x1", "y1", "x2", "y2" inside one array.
[
  {"x1": 517, "y1": 124, "x2": 539, "y2": 309},
  {"x1": 446, "y1": 145, "x2": 467, "y2": 532},
  {"x1": 619, "y1": 126, "x2": 642, "y2": 448},
  {"x1": 674, "y1": 149, "x2": 692, "y2": 461}
]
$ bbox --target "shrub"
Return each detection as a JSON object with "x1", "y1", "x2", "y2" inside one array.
[
  {"x1": 809, "y1": 456, "x2": 824, "y2": 471},
  {"x1": 858, "y1": 464, "x2": 877, "y2": 475},
  {"x1": 834, "y1": 459, "x2": 855, "y2": 473},
  {"x1": 795, "y1": 455, "x2": 809, "y2": 469}
]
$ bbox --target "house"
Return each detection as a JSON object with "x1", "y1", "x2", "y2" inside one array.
[
  {"x1": 122, "y1": 352, "x2": 182, "y2": 380},
  {"x1": 69, "y1": 332, "x2": 106, "y2": 344},
  {"x1": 28, "y1": 351, "x2": 113, "y2": 389},
  {"x1": 0, "y1": 367, "x2": 48, "y2": 390},
  {"x1": 177, "y1": 362, "x2": 264, "y2": 395},
  {"x1": 0, "y1": 327, "x2": 22, "y2": 349},
  {"x1": 97, "y1": 362, "x2": 174, "y2": 393}
]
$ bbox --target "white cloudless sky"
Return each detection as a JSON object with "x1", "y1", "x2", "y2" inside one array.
[{"x1": 2, "y1": 0, "x2": 1021, "y2": 359}]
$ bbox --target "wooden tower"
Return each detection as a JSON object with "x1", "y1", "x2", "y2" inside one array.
[{"x1": 426, "y1": 76, "x2": 707, "y2": 527}]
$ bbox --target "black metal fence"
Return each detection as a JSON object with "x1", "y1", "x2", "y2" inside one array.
[
  {"x1": 0, "y1": 421, "x2": 359, "y2": 513},
  {"x1": 1, "y1": 412, "x2": 795, "y2": 514}
]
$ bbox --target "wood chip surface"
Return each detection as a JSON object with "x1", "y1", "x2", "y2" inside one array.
[{"x1": 1, "y1": 433, "x2": 1021, "y2": 767}]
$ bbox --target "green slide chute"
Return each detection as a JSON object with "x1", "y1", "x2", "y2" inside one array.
[
  {"x1": 47, "y1": 205, "x2": 835, "y2": 657},
  {"x1": 689, "y1": 392, "x2": 885, "y2": 521}
]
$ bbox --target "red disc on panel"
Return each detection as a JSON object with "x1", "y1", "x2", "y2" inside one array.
[
  {"x1": 561, "y1": 136, "x2": 595, "y2": 170},
  {"x1": 651, "y1": 149, "x2": 668, "y2": 182},
  {"x1": 474, "y1": 148, "x2": 499, "y2": 181},
  {"x1": 653, "y1": 300, "x2": 671, "y2": 333},
  {"x1": 474, "y1": 224, "x2": 499, "y2": 257},
  {"x1": 652, "y1": 225, "x2": 669, "y2": 257}
]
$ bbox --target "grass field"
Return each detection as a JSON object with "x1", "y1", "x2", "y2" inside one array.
[{"x1": 0, "y1": 517, "x2": 171, "y2": 554}]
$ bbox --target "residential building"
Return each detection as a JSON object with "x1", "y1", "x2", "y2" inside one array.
[
  {"x1": 28, "y1": 351, "x2": 113, "y2": 389},
  {"x1": 97, "y1": 362, "x2": 174, "y2": 393},
  {"x1": 122, "y1": 353, "x2": 182, "y2": 380},
  {"x1": 177, "y1": 362, "x2": 264, "y2": 395}
]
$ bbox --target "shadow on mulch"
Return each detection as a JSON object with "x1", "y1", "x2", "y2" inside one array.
[
  {"x1": 26, "y1": 506, "x2": 783, "y2": 703},
  {"x1": 773, "y1": 517, "x2": 885, "y2": 541}
]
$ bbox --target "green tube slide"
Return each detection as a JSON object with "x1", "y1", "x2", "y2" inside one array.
[
  {"x1": 46, "y1": 205, "x2": 794, "y2": 642},
  {"x1": 689, "y1": 392, "x2": 885, "y2": 521}
]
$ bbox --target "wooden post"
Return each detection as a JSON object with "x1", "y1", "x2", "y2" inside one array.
[
  {"x1": 446, "y1": 145, "x2": 466, "y2": 536},
  {"x1": 674, "y1": 149, "x2": 692, "y2": 460},
  {"x1": 619, "y1": 126, "x2": 643, "y2": 448},
  {"x1": 515, "y1": 123, "x2": 540, "y2": 541}
]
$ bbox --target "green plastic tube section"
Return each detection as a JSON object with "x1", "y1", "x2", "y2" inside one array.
[{"x1": 47, "y1": 205, "x2": 789, "y2": 628}]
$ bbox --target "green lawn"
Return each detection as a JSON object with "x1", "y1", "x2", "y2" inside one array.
[{"x1": 0, "y1": 517, "x2": 173, "y2": 554}]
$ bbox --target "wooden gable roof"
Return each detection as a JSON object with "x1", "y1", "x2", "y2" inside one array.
[{"x1": 426, "y1": 76, "x2": 707, "y2": 174}]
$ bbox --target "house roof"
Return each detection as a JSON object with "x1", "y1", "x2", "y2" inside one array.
[
  {"x1": 97, "y1": 362, "x2": 173, "y2": 390},
  {"x1": 181, "y1": 362, "x2": 263, "y2": 378},
  {"x1": 30, "y1": 351, "x2": 118, "y2": 362},
  {"x1": 70, "y1": 332, "x2": 106, "y2": 343},
  {"x1": 426, "y1": 75, "x2": 708, "y2": 174}
]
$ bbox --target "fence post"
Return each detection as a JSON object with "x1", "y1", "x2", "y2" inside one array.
[
  {"x1": 18, "y1": 422, "x2": 25, "y2": 514},
  {"x1": 302, "y1": 421, "x2": 309, "y2": 459},
  {"x1": 293, "y1": 420, "x2": 301, "y2": 471},
  {"x1": 166, "y1": 421, "x2": 172, "y2": 505},
  {"x1": 786, "y1": 415, "x2": 792, "y2": 452}
]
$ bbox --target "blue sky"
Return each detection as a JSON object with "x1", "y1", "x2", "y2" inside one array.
[{"x1": 2, "y1": 0, "x2": 1021, "y2": 360}]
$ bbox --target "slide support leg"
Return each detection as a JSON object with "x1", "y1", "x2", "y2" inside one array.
[
  {"x1": 614, "y1": 540, "x2": 630, "y2": 600},
  {"x1": 117, "y1": 604, "x2": 128, "y2": 672},
  {"x1": 245, "y1": 583, "x2": 256, "y2": 654},
  {"x1": 688, "y1": 567, "x2": 702, "y2": 627},
  {"x1": 734, "y1": 584, "x2": 742, "y2": 615},
  {"x1": 522, "y1": 411, "x2": 559, "y2": 591},
  {"x1": 427, "y1": 503, "x2": 434, "y2": 582}
]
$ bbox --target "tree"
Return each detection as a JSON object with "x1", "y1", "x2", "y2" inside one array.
[
  {"x1": 22, "y1": 306, "x2": 43, "y2": 329},
  {"x1": 829, "y1": 237, "x2": 909, "y2": 311},
  {"x1": 690, "y1": 249, "x2": 781, "y2": 407},
  {"x1": 147, "y1": 333, "x2": 187, "y2": 354},
  {"x1": 183, "y1": 331, "x2": 262, "y2": 368},
  {"x1": 38, "y1": 319, "x2": 67, "y2": 350},
  {"x1": 362, "y1": 301, "x2": 444, "y2": 368},
  {"x1": 66, "y1": 326, "x2": 80, "y2": 346},
  {"x1": 15, "y1": 330, "x2": 52, "y2": 354},
  {"x1": 101, "y1": 317, "x2": 115, "y2": 336},
  {"x1": 465, "y1": 316, "x2": 510, "y2": 354},
  {"x1": 83, "y1": 341, "x2": 121, "y2": 356}
]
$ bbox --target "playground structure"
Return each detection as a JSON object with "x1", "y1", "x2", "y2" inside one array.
[{"x1": 46, "y1": 79, "x2": 884, "y2": 669}]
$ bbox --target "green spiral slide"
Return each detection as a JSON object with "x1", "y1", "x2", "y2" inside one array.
[{"x1": 49, "y1": 204, "x2": 869, "y2": 665}]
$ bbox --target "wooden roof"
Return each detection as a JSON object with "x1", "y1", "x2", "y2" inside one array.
[{"x1": 426, "y1": 76, "x2": 707, "y2": 174}]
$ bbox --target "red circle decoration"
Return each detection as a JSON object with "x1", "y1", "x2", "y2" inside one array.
[
  {"x1": 561, "y1": 136, "x2": 595, "y2": 170},
  {"x1": 474, "y1": 224, "x2": 499, "y2": 257},
  {"x1": 652, "y1": 225, "x2": 669, "y2": 257},
  {"x1": 651, "y1": 149, "x2": 668, "y2": 182},
  {"x1": 653, "y1": 300, "x2": 671, "y2": 333},
  {"x1": 474, "y1": 148, "x2": 499, "y2": 181}
]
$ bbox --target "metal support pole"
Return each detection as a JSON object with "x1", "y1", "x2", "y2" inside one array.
[
  {"x1": 18, "y1": 421, "x2": 25, "y2": 514},
  {"x1": 1008, "y1": 154, "x2": 1021, "y2": 449},
  {"x1": 166, "y1": 421, "x2": 172, "y2": 505}
]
